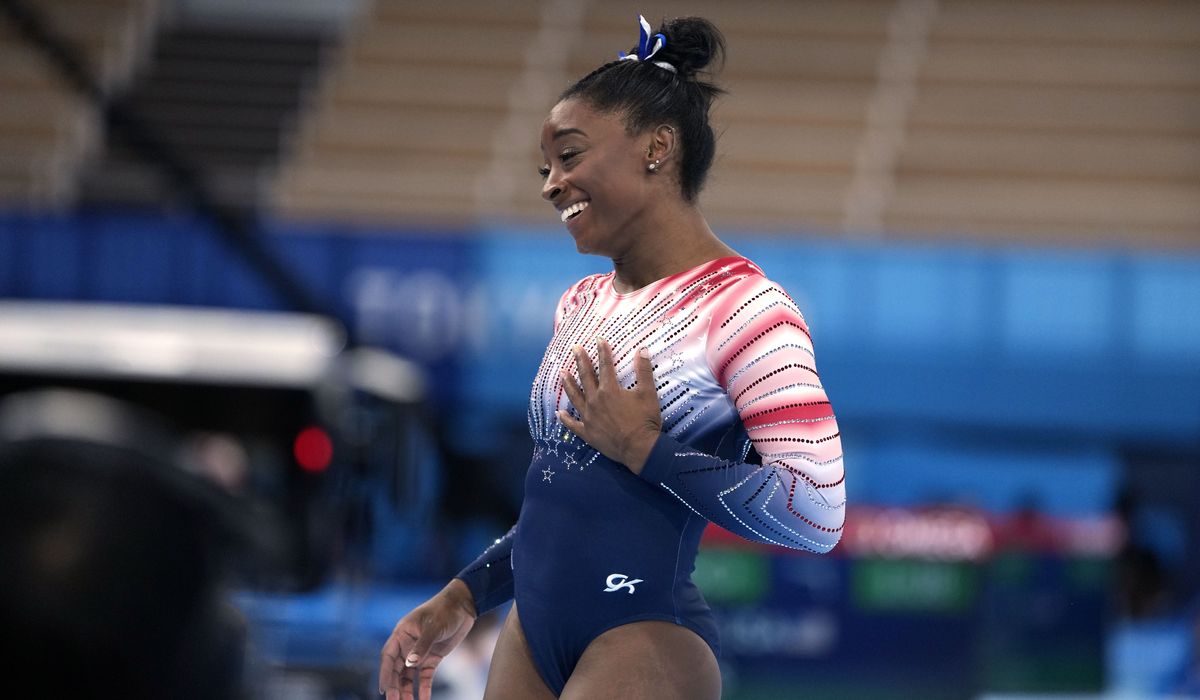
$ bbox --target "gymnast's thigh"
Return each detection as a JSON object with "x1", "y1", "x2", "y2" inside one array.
[
  {"x1": 482, "y1": 603, "x2": 557, "y2": 700},
  {"x1": 560, "y1": 620, "x2": 721, "y2": 700}
]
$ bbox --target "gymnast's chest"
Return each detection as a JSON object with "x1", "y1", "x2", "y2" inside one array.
[{"x1": 528, "y1": 289, "x2": 721, "y2": 434}]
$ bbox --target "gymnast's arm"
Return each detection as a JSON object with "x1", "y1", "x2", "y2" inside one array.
[
  {"x1": 637, "y1": 278, "x2": 846, "y2": 553},
  {"x1": 453, "y1": 523, "x2": 517, "y2": 615}
]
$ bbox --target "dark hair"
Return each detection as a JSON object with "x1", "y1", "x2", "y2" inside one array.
[{"x1": 561, "y1": 16, "x2": 726, "y2": 202}]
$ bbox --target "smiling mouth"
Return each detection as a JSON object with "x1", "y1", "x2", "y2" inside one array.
[{"x1": 560, "y1": 201, "x2": 589, "y2": 223}]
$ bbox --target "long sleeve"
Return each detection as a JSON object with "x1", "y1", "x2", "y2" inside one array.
[
  {"x1": 638, "y1": 276, "x2": 846, "y2": 553},
  {"x1": 453, "y1": 523, "x2": 516, "y2": 615}
]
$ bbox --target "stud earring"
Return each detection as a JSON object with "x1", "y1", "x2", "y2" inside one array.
[{"x1": 648, "y1": 159, "x2": 660, "y2": 172}]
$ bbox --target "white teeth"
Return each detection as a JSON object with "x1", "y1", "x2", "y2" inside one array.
[{"x1": 559, "y1": 201, "x2": 589, "y2": 222}]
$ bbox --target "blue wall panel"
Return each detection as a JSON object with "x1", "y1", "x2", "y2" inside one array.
[
  {"x1": 1001, "y1": 253, "x2": 1117, "y2": 359},
  {"x1": 266, "y1": 224, "x2": 344, "y2": 317},
  {"x1": 88, "y1": 212, "x2": 179, "y2": 304},
  {"x1": 848, "y1": 438, "x2": 1120, "y2": 515},
  {"x1": 0, "y1": 212, "x2": 17, "y2": 296},
  {"x1": 171, "y1": 217, "x2": 223, "y2": 306},
  {"x1": 1131, "y1": 256, "x2": 1200, "y2": 362},
  {"x1": 869, "y1": 247, "x2": 991, "y2": 355},
  {"x1": 341, "y1": 228, "x2": 477, "y2": 361},
  {"x1": 22, "y1": 214, "x2": 86, "y2": 300}
]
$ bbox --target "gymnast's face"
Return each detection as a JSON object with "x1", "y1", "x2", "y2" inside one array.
[{"x1": 539, "y1": 99, "x2": 655, "y2": 257}]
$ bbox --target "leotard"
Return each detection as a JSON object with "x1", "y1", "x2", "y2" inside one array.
[{"x1": 457, "y1": 256, "x2": 845, "y2": 693}]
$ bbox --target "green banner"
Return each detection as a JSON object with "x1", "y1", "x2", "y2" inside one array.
[
  {"x1": 693, "y1": 548, "x2": 770, "y2": 605},
  {"x1": 852, "y1": 559, "x2": 977, "y2": 614}
]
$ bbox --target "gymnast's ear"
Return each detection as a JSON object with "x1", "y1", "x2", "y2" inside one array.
[{"x1": 647, "y1": 124, "x2": 677, "y2": 165}]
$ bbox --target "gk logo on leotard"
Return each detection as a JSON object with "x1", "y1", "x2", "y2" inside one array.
[{"x1": 604, "y1": 573, "x2": 644, "y2": 594}]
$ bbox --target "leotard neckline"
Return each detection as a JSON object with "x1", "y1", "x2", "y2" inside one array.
[{"x1": 601, "y1": 255, "x2": 750, "y2": 299}]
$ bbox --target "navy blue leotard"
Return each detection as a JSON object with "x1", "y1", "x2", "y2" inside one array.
[{"x1": 457, "y1": 257, "x2": 846, "y2": 694}]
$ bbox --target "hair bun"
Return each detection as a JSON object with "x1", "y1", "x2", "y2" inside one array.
[
  {"x1": 564, "y1": 15, "x2": 727, "y2": 202},
  {"x1": 653, "y1": 16, "x2": 725, "y2": 79}
]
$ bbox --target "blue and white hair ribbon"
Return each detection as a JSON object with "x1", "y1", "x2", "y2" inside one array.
[{"x1": 618, "y1": 14, "x2": 676, "y2": 72}]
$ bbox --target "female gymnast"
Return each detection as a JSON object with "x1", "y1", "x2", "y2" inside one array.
[{"x1": 380, "y1": 15, "x2": 845, "y2": 700}]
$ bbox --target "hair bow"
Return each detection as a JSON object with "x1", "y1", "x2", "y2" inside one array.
[{"x1": 618, "y1": 15, "x2": 675, "y2": 72}]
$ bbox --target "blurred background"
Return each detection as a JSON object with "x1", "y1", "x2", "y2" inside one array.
[{"x1": 0, "y1": 0, "x2": 1197, "y2": 698}]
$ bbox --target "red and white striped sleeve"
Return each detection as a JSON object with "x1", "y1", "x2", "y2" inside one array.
[{"x1": 638, "y1": 274, "x2": 846, "y2": 553}]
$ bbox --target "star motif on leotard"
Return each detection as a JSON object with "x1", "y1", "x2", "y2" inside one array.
[
  {"x1": 661, "y1": 311, "x2": 686, "y2": 332},
  {"x1": 542, "y1": 468, "x2": 555, "y2": 483},
  {"x1": 718, "y1": 265, "x2": 733, "y2": 278},
  {"x1": 563, "y1": 451, "x2": 577, "y2": 471},
  {"x1": 532, "y1": 445, "x2": 544, "y2": 461},
  {"x1": 669, "y1": 351, "x2": 686, "y2": 373}
]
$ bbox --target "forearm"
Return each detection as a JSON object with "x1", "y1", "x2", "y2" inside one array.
[
  {"x1": 638, "y1": 432, "x2": 844, "y2": 553},
  {"x1": 453, "y1": 524, "x2": 517, "y2": 615}
]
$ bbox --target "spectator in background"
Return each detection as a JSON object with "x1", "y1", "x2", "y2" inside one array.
[
  {"x1": 0, "y1": 390, "x2": 252, "y2": 699},
  {"x1": 1114, "y1": 486, "x2": 1176, "y2": 620}
]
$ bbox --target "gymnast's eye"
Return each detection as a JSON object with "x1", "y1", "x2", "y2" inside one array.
[{"x1": 538, "y1": 165, "x2": 550, "y2": 179}]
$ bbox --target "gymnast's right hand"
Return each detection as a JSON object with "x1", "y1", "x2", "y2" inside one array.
[{"x1": 379, "y1": 578, "x2": 477, "y2": 700}]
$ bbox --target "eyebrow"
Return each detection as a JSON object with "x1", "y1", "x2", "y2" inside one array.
[
  {"x1": 540, "y1": 126, "x2": 588, "y2": 158},
  {"x1": 552, "y1": 127, "x2": 587, "y2": 140}
]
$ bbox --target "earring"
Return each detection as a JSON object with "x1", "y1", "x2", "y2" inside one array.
[{"x1": 648, "y1": 159, "x2": 660, "y2": 172}]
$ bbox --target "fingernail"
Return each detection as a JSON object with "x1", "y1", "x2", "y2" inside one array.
[
  {"x1": 405, "y1": 653, "x2": 419, "y2": 667},
  {"x1": 640, "y1": 347, "x2": 651, "y2": 358}
]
